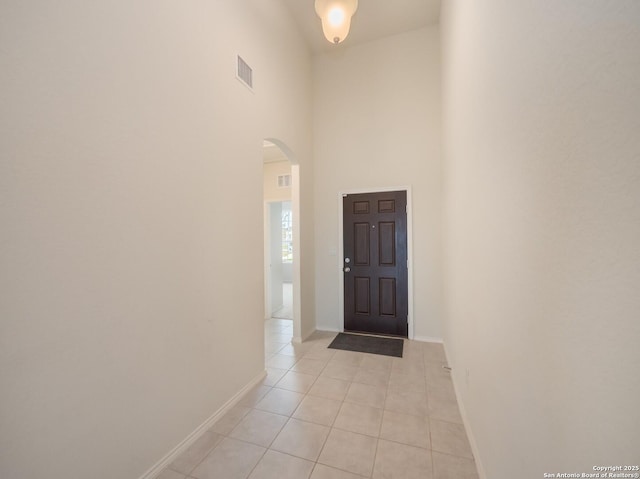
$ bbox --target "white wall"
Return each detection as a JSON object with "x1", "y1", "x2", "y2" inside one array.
[
  {"x1": 313, "y1": 27, "x2": 442, "y2": 340},
  {"x1": 264, "y1": 160, "x2": 292, "y2": 202},
  {"x1": 441, "y1": 1, "x2": 640, "y2": 477},
  {"x1": 0, "y1": 1, "x2": 313, "y2": 478}
]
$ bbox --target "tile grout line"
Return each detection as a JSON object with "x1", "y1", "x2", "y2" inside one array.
[
  {"x1": 246, "y1": 320, "x2": 292, "y2": 478},
  {"x1": 264, "y1": 344, "x2": 329, "y2": 477},
  {"x1": 305, "y1": 346, "x2": 342, "y2": 476},
  {"x1": 243, "y1": 441, "x2": 269, "y2": 479},
  {"x1": 194, "y1": 329, "x2": 473, "y2": 479}
]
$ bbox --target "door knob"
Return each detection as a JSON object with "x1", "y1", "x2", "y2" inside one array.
[{"x1": 344, "y1": 267, "x2": 351, "y2": 273}]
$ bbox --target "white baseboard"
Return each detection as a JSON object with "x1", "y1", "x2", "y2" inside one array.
[
  {"x1": 292, "y1": 325, "x2": 311, "y2": 344},
  {"x1": 293, "y1": 327, "x2": 338, "y2": 344},
  {"x1": 138, "y1": 370, "x2": 267, "y2": 479},
  {"x1": 303, "y1": 328, "x2": 317, "y2": 341},
  {"x1": 315, "y1": 326, "x2": 341, "y2": 333},
  {"x1": 300, "y1": 327, "x2": 318, "y2": 342},
  {"x1": 413, "y1": 335, "x2": 444, "y2": 344},
  {"x1": 442, "y1": 343, "x2": 486, "y2": 479}
]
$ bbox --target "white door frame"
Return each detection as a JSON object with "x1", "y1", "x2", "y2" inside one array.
[{"x1": 337, "y1": 186, "x2": 414, "y2": 339}]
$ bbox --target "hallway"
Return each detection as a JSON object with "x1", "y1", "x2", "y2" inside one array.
[
  {"x1": 157, "y1": 320, "x2": 479, "y2": 479},
  {"x1": 3, "y1": 1, "x2": 639, "y2": 477}
]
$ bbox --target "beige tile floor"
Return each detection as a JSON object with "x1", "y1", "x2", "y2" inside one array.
[{"x1": 158, "y1": 319, "x2": 480, "y2": 479}]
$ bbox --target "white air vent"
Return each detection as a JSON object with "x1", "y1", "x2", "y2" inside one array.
[
  {"x1": 236, "y1": 55, "x2": 253, "y2": 90},
  {"x1": 278, "y1": 175, "x2": 291, "y2": 188}
]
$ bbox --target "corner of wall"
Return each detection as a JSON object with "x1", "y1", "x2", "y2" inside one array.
[{"x1": 442, "y1": 342, "x2": 486, "y2": 479}]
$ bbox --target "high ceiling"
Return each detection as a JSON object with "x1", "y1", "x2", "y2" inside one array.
[{"x1": 282, "y1": 0, "x2": 441, "y2": 54}]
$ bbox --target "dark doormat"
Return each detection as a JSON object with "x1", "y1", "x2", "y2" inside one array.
[{"x1": 328, "y1": 333, "x2": 404, "y2": 358}]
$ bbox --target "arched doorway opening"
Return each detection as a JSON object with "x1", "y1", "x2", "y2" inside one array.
[{"x1": 262, "y1": 139, "x2": 302, "y2": 346}]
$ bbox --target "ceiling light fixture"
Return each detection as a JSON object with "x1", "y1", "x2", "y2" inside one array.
[{"x1": 314, "y1": 0, "x2": 358, "y2": 45}]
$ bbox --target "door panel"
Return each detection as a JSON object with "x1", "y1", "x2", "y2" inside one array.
[
  {"x1": 379, "y1": 278, "x2": 397, "y2": 317},
  {"x1": 378, "y1": 222, "x2": 396, "y2": 266},
  {"x1": 353, "y1": 200, "x2": 370, "y2": 214},
  {"x1": 354, "y1": 223, "x2": 370, "y2": 265},
  {"x1": 354, "y1": 277, "x2": 371, "y2": 314},
  {"x1": 343, "y1": 191, "x2": 408, "y2": 337}
]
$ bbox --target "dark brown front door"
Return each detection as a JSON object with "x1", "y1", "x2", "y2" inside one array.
[{"x1": 343, "y1": 191, "x2": 408, "y2": 337}]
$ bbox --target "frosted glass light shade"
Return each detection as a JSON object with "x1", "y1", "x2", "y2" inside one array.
[{"x1": 315, "y1": 0, "x2": 358, "y2": 44}]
